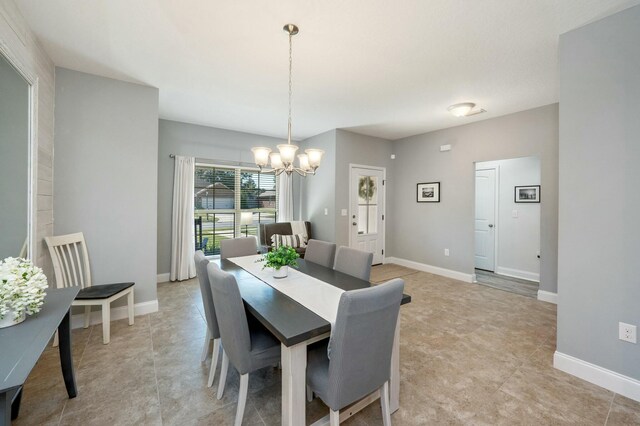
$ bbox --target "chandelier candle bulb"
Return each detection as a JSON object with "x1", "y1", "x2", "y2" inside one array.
[
  {"x1": 277, "y1": 143, "x2": 298, "y2": 165},
  {"x1": 297, "y1": 153, "x2": 311, "y2": 171},
  {"x1": 305, "y1": 149, "x2": 324, "y2": 168},
  {"x1": 270, "y1": 152, "x2": 284, "y2": 169},
  {"x1": 251, "y1": 147, "x2": 272, "y2": 167}
]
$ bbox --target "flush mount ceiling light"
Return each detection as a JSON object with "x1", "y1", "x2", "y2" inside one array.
[
  {"x1": 251, "y1": 24, "x2": 324, "y2": 177},
  {"x1": 447, "y1": 102, "x2": 486, "y2": 117}
]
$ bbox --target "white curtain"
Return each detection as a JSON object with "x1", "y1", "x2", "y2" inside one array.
[
  {"x1": 170, "y1": 156, "x2": 196, "y2": 281},
  {"x1": 278, "y1": 173, "x2": 294, "y2": 222}
]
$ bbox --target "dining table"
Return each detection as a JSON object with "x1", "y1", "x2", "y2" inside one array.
[{"x1": 215, "y1": 256, "x2": 411, "y2": 426}]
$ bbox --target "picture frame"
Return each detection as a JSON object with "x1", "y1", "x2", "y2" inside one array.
[
  {"x1": 514, "y1": 185, "x2": 540, "y2": 203},
  {"x1": 417, "y1": 182, "x2": 440, "y2": 203}
]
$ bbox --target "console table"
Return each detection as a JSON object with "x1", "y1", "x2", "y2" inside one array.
[{"x1": 0, "y1": 287, "x2": 79, "y2": 425}]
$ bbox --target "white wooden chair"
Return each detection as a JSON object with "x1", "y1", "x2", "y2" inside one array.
[{"x1": 45, "y1": 232, "x2": 135, "y2": 344}]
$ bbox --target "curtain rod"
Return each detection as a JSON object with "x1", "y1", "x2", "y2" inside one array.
[{"x1": 168, "y1": 154, "x2": 257, "y2": 169}]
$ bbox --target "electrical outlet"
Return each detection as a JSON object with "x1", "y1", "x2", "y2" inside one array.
[
  {"x1": 619, "y1": 322, "x2": 637, "y2": 344},
  {"x1": 324, "y1": 208, "x2": 328, "y2": 216},
  {"x1": 444, "y1": 248, "x2": 450, "y2": 256}
]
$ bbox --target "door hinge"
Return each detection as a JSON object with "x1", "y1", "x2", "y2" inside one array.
[
  {"x1": 382, "y1": 179, "x2": 386, "y2": 186},
  {"x1": 382, "y1": 249, "x2": 384, "y2": 255},
  {"x1": 382, "y1": 214, "x2": 385, "y2": 220}
]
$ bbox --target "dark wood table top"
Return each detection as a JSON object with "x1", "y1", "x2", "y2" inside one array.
[
  {"x1": 216, "y1": 258, "x2": 411, "y2": 347},
  {"x1": 0, "y1": 287, "x2": 78, "y2": 393}
]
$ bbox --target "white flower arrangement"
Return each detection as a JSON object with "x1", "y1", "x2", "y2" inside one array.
[{"x1": 0, "y1": 257, "x2": 48, "y2": 322}]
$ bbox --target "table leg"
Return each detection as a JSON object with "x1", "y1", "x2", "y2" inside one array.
[
  {"x1": 58, "y1": 309, "x2": 77, "y2": 398},
  {"x1": 1, "y1": 391, "x2": 10, "y2": 426},
  {"x1": 390, "y1": 318, "x2": 401, "y2": 413},
  {"x1": 10, "y1": 387, "x2": 22, "y2": 420},
  {"x1": 281, "y1": 342, "x2": 307, "y2": 426}
]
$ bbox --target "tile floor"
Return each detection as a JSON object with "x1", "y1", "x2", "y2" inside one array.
[{"x1": 13, "y1": 264, "x2": 640, "y2": 425}]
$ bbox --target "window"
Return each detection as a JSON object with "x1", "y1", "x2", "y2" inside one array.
[{"x1": 194, "y1": 164, "x2": 277, "y2": 255}]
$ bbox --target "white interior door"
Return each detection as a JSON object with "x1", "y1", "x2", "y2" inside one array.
[
  {"x1": 350, "y1": 166, "x2": 385, "y2": 265},
  {"x1": 475, "y1": 168, "x2": 496, "y2": 271}
]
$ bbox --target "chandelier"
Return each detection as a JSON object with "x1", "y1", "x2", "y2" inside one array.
[{"x1": 251, "y1": 24, "x2": 324, "y2": 176}]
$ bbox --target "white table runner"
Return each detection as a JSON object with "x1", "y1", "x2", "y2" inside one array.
[{"x1": 229, "y1": 254, "x2": 344, "y2": 324}]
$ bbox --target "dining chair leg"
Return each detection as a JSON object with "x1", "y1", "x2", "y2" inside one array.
[
  {"x1": 207, "y1": 338, "x2": 221, "y2": 387},
  {"x1": 235, "y1": 373, "x2": 249, "y2": 426},
  {"x1": 127, "y1": 290, "x2": 135, "y2": 325},
  {"x1": 217, "y1": 351, "x2": 229, "y2": 399},
  {"x1": 381, "y1": 381, "x2": 391, "y2": 426},
  {"x1": 306, "y1": 385, "x2": 313, "y2": 402},
  {"x1": 329, "y1": 409, "x2": 340, "y2": 426},
  {"x1": 102, "y1": 301, "x2": 110, "y2": 344},
  {"x1": 83, "y1": 306, "x2": 91, "y2": 328},
  {"x1": 201, "y1": 328, "x2": 211, "y2": 362}
]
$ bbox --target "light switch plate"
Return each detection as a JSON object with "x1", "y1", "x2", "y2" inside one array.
[
  {"x1": 341, "y1": 209, "x2": 347, "y2": 216},
  {"x1": 324, "y1": 208, "x2": 328, "y2": 216},
  {"x1": 512, "y1": 210, "x2": 518, "y2": 218}
]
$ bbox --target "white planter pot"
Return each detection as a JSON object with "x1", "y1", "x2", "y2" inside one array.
[
  {"x1": 0, "y1": 308, "x2": 26, "y2": 328},
  {"x1": 273, "y1": 265, "x2": 289, "y2": 279}
]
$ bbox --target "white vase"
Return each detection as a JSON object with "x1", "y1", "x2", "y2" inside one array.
[
  {"x1": 273, "y1": 265, "x2": 289, "y2": 278},
  {"x1": 0, "y1": 308, "x2": 26, "y2": 328}
]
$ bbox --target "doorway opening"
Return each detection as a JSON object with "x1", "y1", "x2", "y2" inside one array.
[{"x1": 474, "y1": 156, "x2": 541, "y2": 297}]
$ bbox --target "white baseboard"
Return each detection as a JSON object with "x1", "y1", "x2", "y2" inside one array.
[
  {"x1": 71, "y1": 300, "x2": 159, "y2": 329},
  {"x1": 495, "y1": 266, "x2": 540, "y2": 282},
  {"x1": 384, "y1": 257, "x2": 474, "y2": 283},
  {"x1": 157, "y1": 273, "x2": 170, "y2": 283},
  {"x1": 554, "y1": 351, "x2": 640, "y2": 402},
  {"x1": 537, "y1": 290, "x2": 558, "y2": 304}
]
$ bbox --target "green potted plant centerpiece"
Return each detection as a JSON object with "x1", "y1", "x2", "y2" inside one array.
[
  {"x1": 0, "y1": 257, "x2": 48, "y2": 328},
  {"x1": 260, "y1": 246, "x2": 299, "y2": 278}
]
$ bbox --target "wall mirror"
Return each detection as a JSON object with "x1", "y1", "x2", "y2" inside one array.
[{"x1": 0, "y1": 50, "x2": 32, "y2": 260}]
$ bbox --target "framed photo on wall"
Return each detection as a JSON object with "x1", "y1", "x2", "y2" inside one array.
[
  {"x1": 515, "y1": 185, "x2": 540, "y2": 203},
  {"x1": 417, "y1": 182, "x2": 440, "y2": 203}
]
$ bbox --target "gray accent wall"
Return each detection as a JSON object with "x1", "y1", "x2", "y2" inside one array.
[
  {"x1": 389, "y1": 104, "x2": 559, "y2": 294},
  {"x1": 54, "y1": 68, "x2": 159, "y2": 304},
  {"x1": 299, "y1": 130, "x2": 337, "y2": 243},
  {"x1": 157, "y1": 119, "x2": 287, "y2": 274},
  {"x1": 558, "y1": 5, "x2": 640, "y2": 380},
  {"x1": 334, "y1": 130, "x2": 394, "y2": 249},
  {"x1": 1, "y1": 0, "x2": 55, "y2": 275}
]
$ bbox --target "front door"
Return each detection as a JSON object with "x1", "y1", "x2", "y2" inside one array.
[
  {"x1": 475, "y1": 168, "x2": 496, "y2": 271},
  {"x1": 350, "y1": 166, "x2": 385, "y2": 265}
]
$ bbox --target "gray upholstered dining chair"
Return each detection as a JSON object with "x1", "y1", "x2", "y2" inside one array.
[
  {"x1": 306, "y1": 278, "x2": 405, "y2": 426},
  {"x1": 207, "y1": 263, "x2": 281, "y2": 426},
  {"x1": 194, "y1": 251, "x2": 224, "y2": 388},
  {"x1": 219, "y1": 236, "x2": 258, "y2": 259},
  {"x1": 333, "y1": 246, "x2": 374, "y2": 281},
  {"x1": 304, "y1": 239, "x2": 337, "y2": 268}
]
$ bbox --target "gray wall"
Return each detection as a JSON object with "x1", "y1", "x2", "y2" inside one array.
[
  {"x1": 299, "y1": 130, "x2": 337, "y2": 243},
  {"x1": 1, "y1": 0, "x2": 55, "y2": 275},
  {"x1": 157, "y1": 119, "x2": 287, "y2": 274},
  {"x1": 54, "y1": 68, "x2": 159, "y2": 304},
  {"x1": 558, "y1": 5, "x2": 640, "y2": 380},
  {"x1": 0, "y1": 54, "x2": 28, "y2": 258},
  {"x1": 389, "y1": 104, "x2": 559, "y2": 293},
  {"x1": 334, "y1": 130, "x2": 394, "y2": 248}
]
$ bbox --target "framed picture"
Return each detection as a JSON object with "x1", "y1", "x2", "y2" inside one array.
[
  {"x1": 514, "y1": 185, "x2": 540, "y2": 203},
  {"x1": 417, "y1": 182, "x2": 440, "y2": 203}
]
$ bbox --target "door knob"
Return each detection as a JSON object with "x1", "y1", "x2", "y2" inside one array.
[{"x1": 488, "y1": 224, "x2": 494, "y2": 228}]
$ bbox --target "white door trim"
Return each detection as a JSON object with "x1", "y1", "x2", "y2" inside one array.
[
  {"x1": 475, "y1": 165, "x2": 500, "y2": 271},
  {"x1": 348, "y1": 164, "x2": 386, "y2": 264}
]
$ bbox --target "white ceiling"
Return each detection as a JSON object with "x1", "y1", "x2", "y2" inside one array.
[{"x1": 14, "y1": 0, "x2": 640, "y2": 140}]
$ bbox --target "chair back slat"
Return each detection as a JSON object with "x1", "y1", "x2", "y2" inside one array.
[{"x1": 45, "y1": 233, "x2": 92, "y2": 289}]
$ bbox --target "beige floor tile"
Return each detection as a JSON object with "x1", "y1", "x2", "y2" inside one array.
[{"x1": 13, "y1": 263, "x2": 639, "y2": 426}]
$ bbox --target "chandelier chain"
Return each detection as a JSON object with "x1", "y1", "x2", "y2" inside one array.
[{"x1": 287, "y1": 31, "x2": 293, "y2": 145}]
